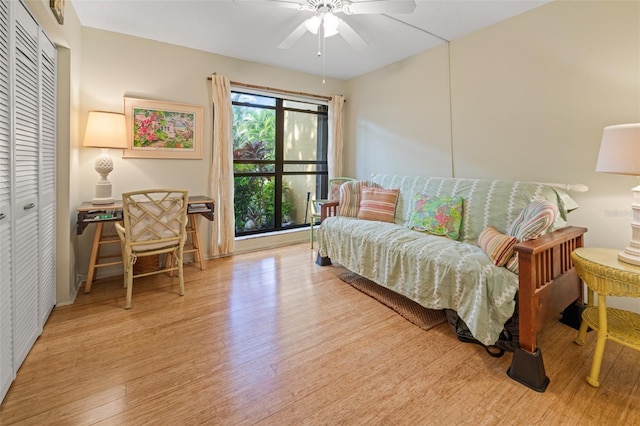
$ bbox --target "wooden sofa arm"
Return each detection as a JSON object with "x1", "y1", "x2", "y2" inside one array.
[
  {"x1": 507, "y1": 225, "x2": 587, "y2": 391},
  {"x1": 514, "y1": 225, "x2": 588, "y2": 354},
  {"x1": 319, "y1": 201, "x2": 339, "y2": 221}
]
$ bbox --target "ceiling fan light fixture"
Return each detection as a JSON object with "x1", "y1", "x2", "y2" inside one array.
[
  {"x1": 304, "y1": 12, "x2": 339, "y2": 38},
  {"x1": 323, "y1": 12, "x2": 339, "y2": 37},
  {"x1": 308, "y1": 0, "x2": 343, "y2": 13},
  {"x1": 304, "y1": 15, "x2": 321, "y2": 34}
]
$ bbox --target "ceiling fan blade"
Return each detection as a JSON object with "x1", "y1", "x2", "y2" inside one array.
[
  {"x1": 345, "y1": 0, "x2": 416, "y2": 15},
  {"x1": 278, "y1": 22, "x2": 309, "y2": 49},
  {"x1": 235, "y1": 0, "x2": 306, "y2": 10},
  {"x1": 337, "y1": 19, "x2": 367, "y2": 50}
]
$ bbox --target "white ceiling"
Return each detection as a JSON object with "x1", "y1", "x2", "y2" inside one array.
[{"x1": 72, "y1": 0, "x2": 551, "y2": 80}]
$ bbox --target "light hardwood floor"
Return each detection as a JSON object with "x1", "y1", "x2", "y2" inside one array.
[{"x1": 1, "y1": 243, "x2": 639, "y2": 425}]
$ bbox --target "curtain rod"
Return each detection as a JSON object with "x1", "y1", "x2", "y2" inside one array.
[{"x1": 207, "y1": 74, "x2": 335, "y2": 102}]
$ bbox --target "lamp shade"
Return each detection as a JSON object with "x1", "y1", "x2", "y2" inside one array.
[
  {"x1": 83, "y1": 111, "x2": 128, "y2": 149},
  {"x1": 595, "y1": 123, "x2": 640, "y2": 176}
]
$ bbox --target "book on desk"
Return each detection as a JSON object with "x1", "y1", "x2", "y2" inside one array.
[
  {"x1": 187, "y1": 203, "x2": 211, "y2": 213},
  {"x1": 82, "y1": 210, "x2": 124, "y2": 222}
]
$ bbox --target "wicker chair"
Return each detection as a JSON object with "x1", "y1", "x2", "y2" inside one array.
[
  {"x1": 115, "y1": 189, "x2": 189, "y2": 309},
  {"x1": 309, "y1": 177, "x2": 355, "y2": 249}
]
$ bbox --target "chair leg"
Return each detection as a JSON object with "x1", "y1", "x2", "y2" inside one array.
[
  {"x1": 125, "y1": 261, "x2": 134, "y2": 309},
  {"x1": 177, "y1": 248, "x2": 185, "y2": 296}
]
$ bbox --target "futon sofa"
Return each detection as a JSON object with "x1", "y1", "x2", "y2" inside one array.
[{"x1": 316, "y1": 174, "x2": 587, "y2": 392}]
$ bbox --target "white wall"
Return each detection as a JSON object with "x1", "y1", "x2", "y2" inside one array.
[{"x1": 345, "y1": 0, "x2": 639, "y2": 310}]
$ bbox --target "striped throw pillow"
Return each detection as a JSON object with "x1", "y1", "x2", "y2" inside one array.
[
  {"x1": 356, "y1": 187, "x2": 400, "y2": 223},
  {"x1": 338, "y1": 180, "x2": 379, "y2": 217},
  {"x1": 328, "y1": 182, "x2": 342, "y2": 201},
  {"x1": 478, "y1": 227, "x2": 518, "y2": 267},
  {"x1": 505, "y1": 253, "x2": 519, "y2": 275},
  {"x1": 507, "y1": 199, "x2": 558, "y2": 242}
]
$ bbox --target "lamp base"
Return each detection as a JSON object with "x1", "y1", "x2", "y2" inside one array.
[
  {"x1": 618, "y1": 249, "x2": 640, "y2": 266},
  {"x1": 92, "y1": 180, "x2": 114, "y2": 205},
  {"x1": 92, "y1": 196, "x2": 114, "y2": 205},
  {"x1": 619, "y1": 184, "x2": 640, "y2": 265}
]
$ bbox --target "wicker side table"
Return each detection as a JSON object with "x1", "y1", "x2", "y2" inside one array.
[{"x1": 571, "y1": 247, "x2": 640, "y2": 387}]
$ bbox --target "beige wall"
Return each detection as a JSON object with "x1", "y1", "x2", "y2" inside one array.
[
  {"x1": 449, "y1": 0, "x2": 639, "y2": 262},
  {"x1": 27, "y1": 0, "x2": 640, "y2": 307},
  {"x1": 345, "y1": 44, "x2": 453, "y2": 179},
  {"x1": 345, "y1": 0, "x2": 639, "y2": 310},
  {"x1": 76, "y1": 28, "x2": 347, "y2": 282}
]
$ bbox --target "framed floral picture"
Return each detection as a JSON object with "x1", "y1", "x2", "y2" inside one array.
[
  {"x1": 122, "y1": 97, "x2": 204, "y2": 159},
  {"x1": 50, "y1": 0, "x2": 65, "y2": 25}
]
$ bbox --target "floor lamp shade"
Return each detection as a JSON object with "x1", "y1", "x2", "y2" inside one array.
[
  {"x1": 83, "y1": 111, "x2": 128, "y2": 205},
  {"x1": 596, "y1": 123, "x2": 640, "y2": 265}
]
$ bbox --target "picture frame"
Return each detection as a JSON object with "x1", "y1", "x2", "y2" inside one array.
[
  {"x1": 50, "y1": 0, "x2": 65, "y2": 25},
  {"x1": 123, "y1": 97, "x2": 204, "y2": 159}
]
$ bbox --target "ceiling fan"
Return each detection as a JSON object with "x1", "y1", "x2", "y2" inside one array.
[{"x1": 264, "y1": 0, "x2": 417, "y2": 51}]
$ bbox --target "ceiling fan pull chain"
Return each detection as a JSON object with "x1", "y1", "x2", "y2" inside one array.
[{"x1": 322, "y1": 32, "x2": 326, "y2": 84}]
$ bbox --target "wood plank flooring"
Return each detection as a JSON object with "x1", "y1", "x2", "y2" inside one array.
[{"x1": 1, "y1": 243, "x2": 639, "y2": 425}]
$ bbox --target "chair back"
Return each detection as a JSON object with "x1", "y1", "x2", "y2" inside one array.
[{"x1": 120, "y1": 189, "x2": 189, "y2": 253}]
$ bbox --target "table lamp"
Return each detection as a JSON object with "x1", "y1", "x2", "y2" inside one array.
[
  {"x1": 82, "y1": 111, "x2": 128, "y2": 205},
  {"x1": 595, "y1": 123, "x2": 640, "y2": 265}
]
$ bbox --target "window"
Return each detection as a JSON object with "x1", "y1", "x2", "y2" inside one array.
[{"x1": 232, "y1": 91, "x2": 329, "y2": 236}]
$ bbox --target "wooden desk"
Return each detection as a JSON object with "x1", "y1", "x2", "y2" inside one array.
[
  {"x1": 77, "y1": 195, "x2": 215, "y2": 293},
  {"x1": 572, "y1": 247, "x2": 640, "y2": 387}
]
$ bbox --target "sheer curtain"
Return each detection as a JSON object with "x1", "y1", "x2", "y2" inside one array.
[
  {"x1": 209, "y1": 74, "x2": 235, "y2": 256},
  {"x1": 328, "y1": 95, "x2": 345, "y2": 179}
]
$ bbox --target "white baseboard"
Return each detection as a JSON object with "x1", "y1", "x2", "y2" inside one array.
[{"x1": 234, "y1": 227, "x2": 310, "y2": 254}]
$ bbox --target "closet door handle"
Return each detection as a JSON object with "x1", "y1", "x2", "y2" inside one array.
[
  {"x1": 23, "y1": 203, "x2": 35, "y2": 210},
  {"x1": 0, "y1": 213, "x2": 5, "y2": 220}
]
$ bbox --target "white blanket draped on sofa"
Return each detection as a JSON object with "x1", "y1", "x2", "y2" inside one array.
[{"x1": 317, "y1": 175, "x2": 578, "y2": 346}]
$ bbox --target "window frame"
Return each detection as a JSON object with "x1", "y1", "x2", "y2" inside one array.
[{"x1": 232, "y1": 91, "x2": 329, "y2": 237}]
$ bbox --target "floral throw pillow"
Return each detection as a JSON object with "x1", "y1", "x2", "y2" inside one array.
[{"x1": 407, "y1": 194, "x2": 463, "y2": 240}]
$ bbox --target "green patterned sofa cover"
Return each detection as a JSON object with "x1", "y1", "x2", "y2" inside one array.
[{"x1": 317, "y1": 175, "x2": 576, "y2": 346}]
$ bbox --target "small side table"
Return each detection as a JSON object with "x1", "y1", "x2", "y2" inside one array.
[{"x1": 571, "y1": 247, "x2": 640, "y2": 387}]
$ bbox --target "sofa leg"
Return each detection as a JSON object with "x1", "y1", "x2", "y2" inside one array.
[
  {"x1": 560, "y1": 302, "x2": 585, "y2": 330},
  {"x1": 507, "y1": 347, "x2": 549, "y2": 392},
  {"x1": 315, "y1": 253, "x2": 332, "y2": 266}
]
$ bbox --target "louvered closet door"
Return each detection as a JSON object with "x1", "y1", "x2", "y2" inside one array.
[
  {"x1": 0, "y1": 0, "x2": 14, "y2": 403},
  {"x1": 12, "y1": 3, "x2": 40, "y2": 369},
  {"x1": 39, "y1": 32, "x2": 56, "y2": 325}
]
